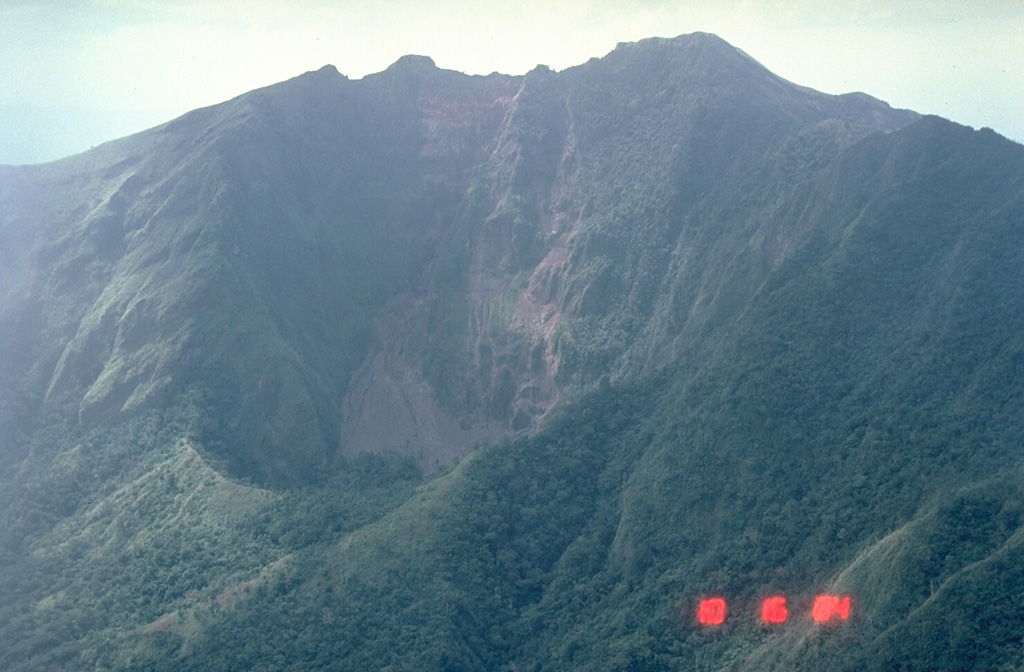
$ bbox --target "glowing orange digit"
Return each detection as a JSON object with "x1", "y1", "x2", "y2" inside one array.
[
  {"x1": 697, "y1": 598, "x2": 726, "y2": 625},
  {"x1": 812, "y1": 595, "x2": 851, "y2": 622},
  {"x1": 761, "y1": 596, "x2": 787, "y2": 624}
]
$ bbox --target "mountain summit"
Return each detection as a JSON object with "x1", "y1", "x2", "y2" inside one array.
[
  {"x1": 2, "y1": 33, "x2": 1023, "y2": 671},
  {"x1": 0, "y1": 32, "x2": 916, "y2": 482}
]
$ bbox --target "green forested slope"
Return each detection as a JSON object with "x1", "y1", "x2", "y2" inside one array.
[
  {"x1": 1, "y1": 34, "x2": 1023, "y2": 672},
  {"x1": 74, "y1": 116, "x2": 1024, "y2": 671}
]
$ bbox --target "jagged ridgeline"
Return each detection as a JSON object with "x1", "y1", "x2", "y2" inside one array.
[{"x1": 1, "y1": 32, "x2": 1023, "y2": 671}]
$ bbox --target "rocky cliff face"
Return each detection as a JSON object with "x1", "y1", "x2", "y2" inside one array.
[{"x1": 328, "y1": 34, "x2": 920, "y2": 474}]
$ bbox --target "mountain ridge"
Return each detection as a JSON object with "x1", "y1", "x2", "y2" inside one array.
[
  {"x1": 2, "y1": 31, "x2": 919, "y2": 481},
  {"x1": 3, "y1": 32, "x2": 1023, "y2": 671}
]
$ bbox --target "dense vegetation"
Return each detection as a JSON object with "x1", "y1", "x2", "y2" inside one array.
[{"x1": 2, "y1": 33, "x2": 1024, "y2": 671}]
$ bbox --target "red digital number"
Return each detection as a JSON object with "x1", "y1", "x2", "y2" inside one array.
[
  {"x1": 811, "y1": 595, "x2": 851, "y2": 623},
  {"x1": 697, "y1": 598, "x2": 726, "y2": 625},
  {"x1": 761, "y1": 596, "x2": 788, "y2": 624},
  {"x1": 696, "y1": 594, "x2": 850, "y2": 626}
]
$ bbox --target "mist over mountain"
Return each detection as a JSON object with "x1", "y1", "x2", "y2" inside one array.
[{"x1": 2, "y1": 33, "x2": 1023, "y2": 671}]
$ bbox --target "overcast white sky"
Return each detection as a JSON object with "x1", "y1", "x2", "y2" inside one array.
[{"x1": 1, "y1": 0, "x2": 1022, "y2": 165}]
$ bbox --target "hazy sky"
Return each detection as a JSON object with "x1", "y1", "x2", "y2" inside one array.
[{"x1": 2, "y1": 0, "x2": 1022, "y2": 165}]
